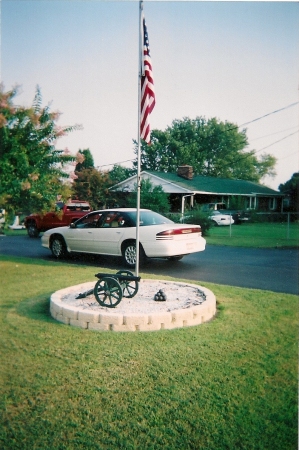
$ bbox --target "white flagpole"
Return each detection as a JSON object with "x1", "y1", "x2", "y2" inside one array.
[{"x1": 135, "y1": 0, "x2": 143, "y2": 277}]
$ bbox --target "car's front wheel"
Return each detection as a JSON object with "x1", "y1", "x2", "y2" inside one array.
[
  {"x1": 50, "y1": 236, "x2": 67, "y2": 258},
  {"x1": 122, "y1": 241, "x2": 146, "y2": 268}
]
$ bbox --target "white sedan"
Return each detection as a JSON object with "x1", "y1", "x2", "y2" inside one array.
[
  {"x1": 41, "y1": 208, "x2": 206, "y2": 267},
  {"x1": 210, "y1": 211, "x2": 235, "y2": 226}
]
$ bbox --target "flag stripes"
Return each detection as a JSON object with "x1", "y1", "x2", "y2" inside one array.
[{"x1": 140, "y1": 15, "x2": 155, "y2": 144}]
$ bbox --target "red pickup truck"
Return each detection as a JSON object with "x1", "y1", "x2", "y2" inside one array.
[{"x1": 24, "y1": 200, "x2": 92, "y2": 237}]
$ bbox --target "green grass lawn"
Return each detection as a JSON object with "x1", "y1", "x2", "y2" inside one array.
[
  {"x1": 206, "y1": 222, "x2": 299, "y2": 248},
  {"x1": 0, "y1": 228, "x2": 27, "y2": 237},
  {"x1": 0, "y1": 256, "x2": 297, "y2": 449}
]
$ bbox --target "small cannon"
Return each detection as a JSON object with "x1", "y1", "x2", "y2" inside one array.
[{"x1": 76, "y1": 270, "x2": 141, "y2": 308}]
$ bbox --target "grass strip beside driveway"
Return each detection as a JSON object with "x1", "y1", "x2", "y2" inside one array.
[
  {"x1": 206, "y1": 222, "x2": 299, "y2": 248},
  {"x1": 0, "y1": 257, "x2": 298, "y2": 450}
]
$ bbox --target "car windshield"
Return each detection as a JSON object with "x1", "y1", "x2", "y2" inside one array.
[{"x1": 126, "y1": 210, "x2": 173, "y2": 226}]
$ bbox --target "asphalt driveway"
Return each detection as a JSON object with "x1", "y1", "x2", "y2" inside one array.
[{"x1": 0, "y1": 235, "x2": 298, "y2": 295}]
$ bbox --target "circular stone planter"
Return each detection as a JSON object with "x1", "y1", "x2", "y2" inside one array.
[{"x1": 50, "y1": 279, "x2": 216, "y2": 332}]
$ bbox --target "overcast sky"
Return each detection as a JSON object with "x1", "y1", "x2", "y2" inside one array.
[{"x1": 1, "y1": 0, "x2": 298, "y2": 190}]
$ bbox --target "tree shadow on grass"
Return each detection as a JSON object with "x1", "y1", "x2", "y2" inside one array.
[{"x1": 15, "y1": 294, "x2": 55, "y2": 323}]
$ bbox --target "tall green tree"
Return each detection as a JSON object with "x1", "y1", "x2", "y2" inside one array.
[
  {"x1": 72, "y1": 151, "x2": 123, "y2": 209},
  {"x1": 0, "y1": 85, "x2": 81, "y2": 215},
  {"x1": 126, "y1": 179, "x2": 170, "y2": 214},
  {"x1": 133, "y1": 116, "x2": 276, "y2": 183},
  {"x1": 75, "y1": 148, "x2": 94, "y2": 172},
  {"x1": 108, "y1": 164, "x2": 135, "y2": 184},
  {"x1": 279, "y1": 173, "x2": 299, "y2": 211},
  {"x1": 72, "y1": 168, "x2": 117, "y2": 210}
]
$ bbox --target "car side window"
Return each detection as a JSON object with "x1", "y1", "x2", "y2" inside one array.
[
  {"x1": 99, "y1": 213, "x2": 116, "y2": 228},
  {"x1": 116, "y1": 213, "x2": 133, "y2": 228},
  {"x1": 76, "y1": 213, "x2": 102, "y2": 228},
  {"x1": 99, "y1": 212, "x2": 133, "y2": 228}
]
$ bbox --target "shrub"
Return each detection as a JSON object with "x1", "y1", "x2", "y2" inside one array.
[
  {"x1": 250, "y1": 212, "x2": 299, "y2": 223},
  {"x1": 180, "y1": 209, "x2": 212, "y2": 236}
]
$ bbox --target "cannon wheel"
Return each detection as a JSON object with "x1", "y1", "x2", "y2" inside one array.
[
  {"x1": 94, "y1": 277, "x2": 122, "y2": 308},
  {"x1": 116, "y1": 270, "x2": 139, "y2": 298}
]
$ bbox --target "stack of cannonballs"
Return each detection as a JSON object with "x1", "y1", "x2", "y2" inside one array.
[{"x1": 154, "y1": 289, "x2": 167, "y2": 302}]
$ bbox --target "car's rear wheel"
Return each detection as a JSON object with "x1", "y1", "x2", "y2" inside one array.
[
  {"x1": 27, "y1": 222, "x2": 40, "y2": 238},
  {"x1": 122, "y1": 241, "x2": 146, "y2": 268},
  {"x1": 50, "y1": 236, "x2": 67, "y2": 258}
]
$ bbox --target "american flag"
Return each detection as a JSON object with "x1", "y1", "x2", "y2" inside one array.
[{"x1": 140, "y1": 14, "x2": 155, "y2": 144}]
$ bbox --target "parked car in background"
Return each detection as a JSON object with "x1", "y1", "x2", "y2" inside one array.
[
  {"x1": 25, "y1": 200, "x2": 92, "y2": 237},
  {"x1": 218, "y1": 209, "x2": 250, "y2": 224},
  {"x1": 41, "y1": 208, "x2": 206, "y2": 267},
  {"x1": 210, "y1": 211, "x2": 235, "y2": 226},
  {"x1": 201, "y1": 202, "x2": 250, "y2": 224}
]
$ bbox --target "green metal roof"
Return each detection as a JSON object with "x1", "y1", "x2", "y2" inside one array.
[{"x1": 146, "y1": 171, "x2": 281, "y2": 196}]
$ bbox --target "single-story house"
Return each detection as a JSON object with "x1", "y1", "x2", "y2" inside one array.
[{"x1": 111, "y1": 166, "x2": 284, "y2": 213}]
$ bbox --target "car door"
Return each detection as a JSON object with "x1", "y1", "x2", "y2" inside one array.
[
  {"x1": 64, "y1": 212, "x2": 103, "y2": 253},
  {"x1": 92, "y1": 212, "x2": 130, "y2": 255}
]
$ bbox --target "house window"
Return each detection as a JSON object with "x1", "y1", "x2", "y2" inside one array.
[
  {"x1": 246, "y1": 197, "x2": 256, "y2": 209},
  {"x1": 269, "y1": 197, "x2": 277, "y2": 210}
]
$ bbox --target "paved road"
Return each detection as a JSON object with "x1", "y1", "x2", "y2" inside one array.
[{"x1": 0, "y1": 235, "x2": 298, "y2": 295}]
